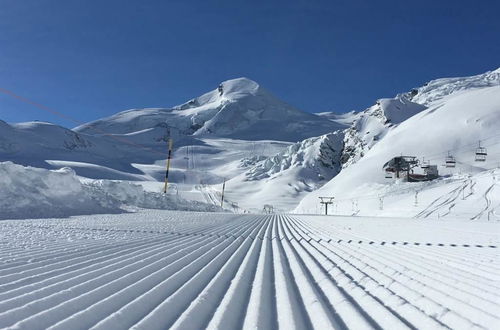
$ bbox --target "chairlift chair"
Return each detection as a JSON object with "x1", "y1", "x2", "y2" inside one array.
[
  {"x1": 475, "y1": 141, "x2": 487, "y2": 162},
  {"x1": 445, "y1": 153, "x2": 456, "y2": 168}
]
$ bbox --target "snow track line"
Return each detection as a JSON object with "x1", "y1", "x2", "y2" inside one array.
[
  {"x1": 283, "y1": 216, "x2": 417, "y2": 329},
  {"x1": 1, "y1": 211, "x2": 498, "y2": 330},
  {"x1": 0, "y1": 234, "x2": 213, "y2": 312},
  {"x1": 271, "y1": 216, "x2": 314, "y2": 330},
  {"x1": 280, "y1": 216, "x2": 377, "y2": 329},
  {"x1": 204, "y1": 217, "x2": 274, "y2": 330},
  {"x1": 471, "y1": 181, "x2": 496, "y2": 220},
  {"x1": 239, "y1": 217, "x2": 278, "y2": 330},
  {"x1": 416, "y1": 181, "x2": 468, "y2": 218},
  {"x1": 128, "y1": 218, "x2": 265, "y2": 329},
  {"x1": 293, "y1": 216, "x2": 498, "y2": 249},
  {"x1": 288, "y1": 215, "x2": 498, "y2": 329},
  {"x1": 302, "y1": 217, "x2": 500, "y2": 300},
  {"x1": 48, "y1": 235, "x2": 235, "y2": 329},
  {"x1": 0, "y1": 235, "x2": 219, "y2": 328},
  {"x1": 0, "y1": 236, "x2": 188, "y2": 305},
  {"x1": 285, "y1": 216, "x2": 442, "y2": 329},
  {"x1": 327, "y1": 241, "x2": 498, "y2": 329}
]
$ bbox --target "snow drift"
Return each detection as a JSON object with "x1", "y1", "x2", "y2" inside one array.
[{"x1": 0, "y1": 162, "x2": 221, "y2": 219}]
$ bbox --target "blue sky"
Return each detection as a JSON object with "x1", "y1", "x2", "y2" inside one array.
[{"x1": 1, "y1": 0, "x2": 499, "y2": 127}]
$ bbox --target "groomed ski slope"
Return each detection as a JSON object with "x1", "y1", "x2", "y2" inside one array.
[{"x1": 0, "y1": 211, "x2": 499, "y2": 330}]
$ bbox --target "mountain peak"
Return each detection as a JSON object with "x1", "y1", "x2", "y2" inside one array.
[{"x1": 219, "y1": 77, "x2": 260, "y2": 96}]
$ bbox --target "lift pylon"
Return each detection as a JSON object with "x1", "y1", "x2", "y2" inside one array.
[{"x1": 319, "y1": 197, "x2": 335, "y2": 215}]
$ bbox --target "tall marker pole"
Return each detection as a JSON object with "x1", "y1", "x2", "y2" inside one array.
[
  {"x1": 163, "y1": 139, "x2": 173, "y2": 194},
  {"x1": 220, "y1": 178, "x2": 226, "y2": 208}
]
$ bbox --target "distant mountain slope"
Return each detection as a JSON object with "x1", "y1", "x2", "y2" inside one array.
[
  {"x1": 232, "y1": 68, "x2": 500, "y2": 212},
  {"x1": 75, "y1": 77, "x2": 343, "y2": 142},
  {"x1": 223, "y1": 132, "x2": 344, "y2": 212},
  {"x1": 0, "y1": 120, "x2": 170, "y2": 178},
  {"x1": 405, "y1": 67, "x2": 500, "y2": 106},
  {"x1": 2, "y1": 69, "x2": 499, "y2": 215},
  {"x1": 310, "y1": 68, "x2": 500, "y2": 169},
  {"x1": 296, "y1": 84, "x2": 500, "y2": 215}
]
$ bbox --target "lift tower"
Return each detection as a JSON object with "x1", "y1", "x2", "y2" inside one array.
[{"x1": 319, "y1": 197, "x2": 335, "y2": 215}]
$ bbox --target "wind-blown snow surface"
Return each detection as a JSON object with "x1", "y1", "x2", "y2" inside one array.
[{"x1": 0, "y1": 211, "x2": 498, "y2": 329}]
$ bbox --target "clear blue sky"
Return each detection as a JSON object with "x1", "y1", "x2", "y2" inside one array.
[{"x1": 1, "y1": 0, "x2": 499, "y2": 127}]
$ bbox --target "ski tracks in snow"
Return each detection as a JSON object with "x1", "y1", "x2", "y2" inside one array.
[{"x1": 0, "y1": 211, "x2": 499, "y2": 329}]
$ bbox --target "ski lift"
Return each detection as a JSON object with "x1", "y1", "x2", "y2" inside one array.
[
  {"x1": 475, "y1": 141, "x2": 487, "y2": 162},
  {"x1": 420, "y1": 158, "x2": 430, "y2": 169},
  {"x1": 445, "y1": 152, "x2": 456, "y2": 168},
  {"x1": 385, "y1": 171, "x2": 393, "y2": 179}
]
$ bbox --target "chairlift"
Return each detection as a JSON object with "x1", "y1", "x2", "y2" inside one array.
[
  {"x1": 475, "y1": 141, "x2": 487, "y2": 162},
  {"x1": 421, "y1": 158, "x2": 430, "y2": 169},
  {"x1": 385, "y1": 170, "x2": 393, "y2": 179},
  {"x1": 445, "y1": 153, "x2": 456, "y2": 168}
]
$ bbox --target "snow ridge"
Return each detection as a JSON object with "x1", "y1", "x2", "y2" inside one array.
[{"x1": 404, "y1": 67, "x2": 500, "y2": 106}]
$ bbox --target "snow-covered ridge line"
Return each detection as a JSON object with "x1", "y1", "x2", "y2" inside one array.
[
  {"x1": 404, "y1": 67, "x2": 500, "y2": 106},
  {"x1": 74, "y1": 77, "x2": 341, "y2": 142}
]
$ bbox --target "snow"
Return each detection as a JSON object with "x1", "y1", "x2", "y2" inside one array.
[
  {"x1": 296, "y1": 85, "x2": 500, "y2": 218},
  {"x1": 0, "y1": 211, "x2": 498, "y2": 329},
  {"x1": 407, "y1": 68, "x2": 500, "y2": 106},
  {"x1": 2, "y1": 69, "x2": 500, "y2": 217},
  {"x1": 222, "y1": 132, "x2": 345, "y2": 212},
  {"x1": 74, "y1": 77, "x2": 341, "y2": 142},
  {"x1": 1, "y1": 69, "x2": 500, "y2": 329},
  {"x1": 0, "y1": 162, "x2": 220, "y2": 219}
]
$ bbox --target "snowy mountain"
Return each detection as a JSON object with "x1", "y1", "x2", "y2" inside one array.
[
  {"x1": 340, "y1": 97, "x2": 426, "y2": 168},
  {"x1": 296, "y1": 80, "x2": 500, "y2": 218},
  {"x1": 223, "y1": 132, "x2": 344, "y2": 211},
  {"x1": 0, "y1": 120, "x2": 167, "y2": 179},
  {"x1": 404, "y1": 67, "x2": 500, "y2": 106},
  {"x1": 226, "y1": 68, "x2": 500, "y2": 213},
  {"x1": 1, "y1": 69, "x2": 499, "y2": 217},
  {"x1": 75, "y1": 77, "x2": 342, "y2": 142}
]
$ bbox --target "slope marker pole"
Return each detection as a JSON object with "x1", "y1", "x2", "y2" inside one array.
[
  {"x1": 163, "y1": 138, "x2": 173, "y2": 194},
  {"x1": 220, "y1": 178, "x2": 226, "y2": 208}
]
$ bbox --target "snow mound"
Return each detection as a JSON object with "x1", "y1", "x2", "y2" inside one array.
[
  {"x1": 0, "y1": 162, "x2": 221, "y2": 220},
  {"x1": 89, "y1": 180, "x2": 222, "y2": 212},
  {"x1": 0, "y1": 162, "x2": 119, "y2": 219}
]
